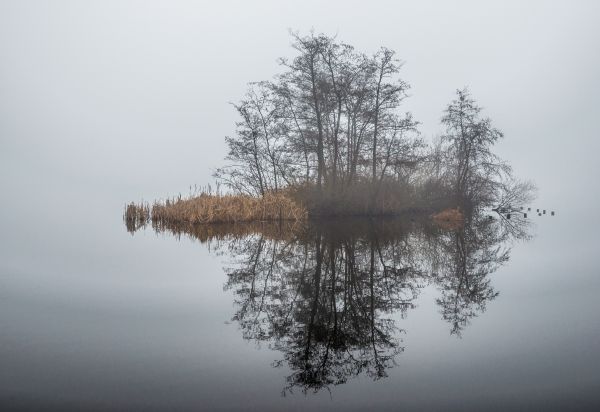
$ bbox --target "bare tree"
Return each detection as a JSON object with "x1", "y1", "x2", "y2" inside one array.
[
  {"x1": 440, "y1": 88, "x2": 511, "y2": 206},
  {"x1": 369, "y1": 48, "x2": 410, "y2": 185}
]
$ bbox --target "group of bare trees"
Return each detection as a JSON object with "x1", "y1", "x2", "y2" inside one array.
[
  {"x1": 215, "y1": 31, "x2": 532, "y2": 215},
  {"x1": 215, "y1": 32, "x2": 423, "y2": 201}
]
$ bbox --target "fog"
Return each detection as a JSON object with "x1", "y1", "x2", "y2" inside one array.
[
  {"x1": 1, "y1": 0, "x2": 599, "y2": 214},
  {"x1": 1, "y1": 2, "x2": 600, "y2": 410}
]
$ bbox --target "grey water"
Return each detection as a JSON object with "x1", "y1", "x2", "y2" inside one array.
[{"x1": 1, "y1": 197, "x2": 599, "y2": 411}]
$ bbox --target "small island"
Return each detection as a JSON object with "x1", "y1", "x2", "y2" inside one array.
[{"x1": 125, "y1": 32, "x2": 534, "y2": 231}]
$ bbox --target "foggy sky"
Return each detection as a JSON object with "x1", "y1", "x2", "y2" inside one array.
[{"x1": 1, "y1": 0, "x2": 599, "y2": 215}]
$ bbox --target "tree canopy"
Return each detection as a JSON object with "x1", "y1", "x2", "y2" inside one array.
[{"x1": 215, "y1": 32, "x2": 532, "y2": 215}]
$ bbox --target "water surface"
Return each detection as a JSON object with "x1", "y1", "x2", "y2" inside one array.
[{"x1": 1, "y1": 206, "x2": 599, "y2": 411}]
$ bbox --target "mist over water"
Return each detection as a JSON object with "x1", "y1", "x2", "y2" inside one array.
[{"x1": 1, "y1": 1, "x2": 600, "y2": 411}]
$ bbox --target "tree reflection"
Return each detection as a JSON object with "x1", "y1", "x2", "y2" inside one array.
[
  {"x1": 427, "y1": 214, "x2": 506, "y2": 336},
  {"x1": 218, "y1": 220, "x2": 421, "y2": 393},
  {"x1": 146, "y1": 210, "x2": 531, "y2": 393}
]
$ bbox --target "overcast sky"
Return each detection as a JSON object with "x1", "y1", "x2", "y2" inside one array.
[{"x1": 1, "y1": 0, "x2": 599, "y2": 215}]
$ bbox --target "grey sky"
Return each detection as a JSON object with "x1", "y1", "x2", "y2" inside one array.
[{"x1": 1, "y1": 0, "x2": 599, "y2": 214}]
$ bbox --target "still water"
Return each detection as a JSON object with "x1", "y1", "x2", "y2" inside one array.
[{"x1": 1, "y1": 203, "x2": 599, "y2": 411}]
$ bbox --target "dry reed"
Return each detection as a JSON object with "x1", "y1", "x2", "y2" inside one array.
[
  {"x1": 124, "y1": 202, "x2": 150, "y2": 232},
  {"x1": 150, "y1": 192, "x2": 307, "y2": 225},
  {"x1": 431, "y1": 207, "x2": 465, "y2": 230}
]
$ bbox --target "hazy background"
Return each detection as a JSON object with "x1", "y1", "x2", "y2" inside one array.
[
  {"x1": 1, "y1": 0, "x2": 599, "y2": 213},
  {"x1": 1, "y1": 2, "x2": 600, "y2": 409}
]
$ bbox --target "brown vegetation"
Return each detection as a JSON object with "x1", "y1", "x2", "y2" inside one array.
[
  {"x1": 432, "y1": 207, "x2": 465, "y2": 230},
  {"x1": 124, "y1": 202, "x2": 150, "y2": 232},
  {"x1": 127, "y1": 192, "x2": 307, "y2": 228}
]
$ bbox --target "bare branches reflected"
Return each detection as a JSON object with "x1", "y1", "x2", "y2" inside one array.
[{"x1": 145, "y1": 209, "x2": 532, "y2": 393}]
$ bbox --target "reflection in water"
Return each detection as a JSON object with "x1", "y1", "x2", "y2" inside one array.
[{"x1": 135, "y1": 210, "x2": 532, "y2": 394}]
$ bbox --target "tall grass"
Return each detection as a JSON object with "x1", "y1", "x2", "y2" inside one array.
[
  {"x1": 124, "y1": 191, "x2": 307, "y2": 230},
  {"x1": 431, "y1": 207, "x2": 464, "y2": 230},
  {"x1": 124, "y1": 202, "x2": 150, "y2": 232},
  {"x1": 152, "y1": 192, "x2": 306, "y2": 224}
]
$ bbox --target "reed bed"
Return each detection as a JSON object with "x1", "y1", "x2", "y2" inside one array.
[
  {"x1": 431, "y1": 207, "x2": 464, "y2": 230},
  {"x1": 150, "y1": 192, "x2": 307, "y2": 225},
  {"x1": 124, "y1": 202, "x2": 150, "y2": 232}
]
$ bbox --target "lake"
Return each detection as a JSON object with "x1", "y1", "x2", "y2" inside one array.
[
  {"x1": 1, "y1": 200, "x2": 599, "y2": 411},
  {"x1": 2, "y1": 1, "x2": 600, "y2": 410}
]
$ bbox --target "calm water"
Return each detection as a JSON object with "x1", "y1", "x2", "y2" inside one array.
[{"x1": 1, "y1": 202, "x2": 599, "y2": 411}]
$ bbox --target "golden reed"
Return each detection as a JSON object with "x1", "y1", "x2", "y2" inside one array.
[
  {"x1": 125, "y1": 192, "x2": 307, "y2": 229},
  {"x1": 431, "y1": 207, "x2": 465, "y2": 230}
]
